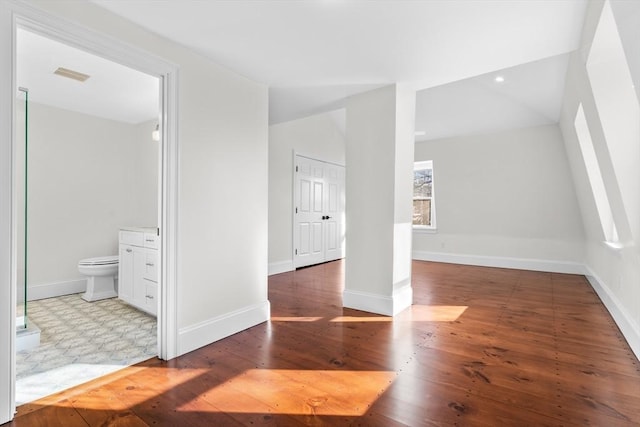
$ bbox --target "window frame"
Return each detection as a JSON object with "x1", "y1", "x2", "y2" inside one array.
[{"x1": 412, "y1": 160, "x2": 436, "y2": 232}]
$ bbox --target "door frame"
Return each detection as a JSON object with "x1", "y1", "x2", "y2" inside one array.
[
  {"x1": 0, "y1": 2, "x2": 179, "y2": 422},
  {"x1": 292, "y1": 151, "x2": 345, "y2": 269}
]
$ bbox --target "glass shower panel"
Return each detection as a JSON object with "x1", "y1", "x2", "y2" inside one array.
[{"x1": 16, "y1": 87, "x2": 28, "y2": 330}]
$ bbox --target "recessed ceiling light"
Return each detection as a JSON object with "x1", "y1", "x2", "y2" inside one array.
[
  {"x1": 494, "y1": 76, "x2": 505, "y2": 83},
  {"x1": 54, "y1": 67, "x2": 91, "y2": 82}
]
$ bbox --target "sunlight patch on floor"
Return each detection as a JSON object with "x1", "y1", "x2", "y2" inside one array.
[
  {"x1": 30, "y1": 366, "x2": 209, "y2": 410},
  {"x1": 179, "y1": 369, "x2": 396, "y2": 416},
  {"x1": 330, "y1": 316, "x2": 392, "y2": 322},
  {"x1": 397, "y1": 305, "x2": 468, "y2": 322},
  {"x1": 331, "y1": 305, "x2": 468, "y2": 323},
  {"x1": 16, "y1": 363, "x2": 134, "y2": 405},
  {"x1": 270, "y1": 316, "x2": 324, "y2": 322}
]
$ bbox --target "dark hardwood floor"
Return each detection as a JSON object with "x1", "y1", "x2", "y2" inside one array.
[{"x1": 8, "y1": 260, "x2": 640, "y2": 426}]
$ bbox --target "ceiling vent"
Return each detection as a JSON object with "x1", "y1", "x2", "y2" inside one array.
[{"x1": 53, "y1": 67, "x2": 91, "y2": 82}]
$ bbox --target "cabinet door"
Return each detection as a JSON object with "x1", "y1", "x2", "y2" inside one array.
[
  {"x1": 131, "y1": 245, "x2": 147, "y2": 309},
  {"x1": 118, "y1": 244, "x2": 134, "y2": 303}
]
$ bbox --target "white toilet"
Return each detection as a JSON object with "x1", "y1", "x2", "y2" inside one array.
[{"x1": 78, "y1": 255, "x2": 119, "y2": 302}]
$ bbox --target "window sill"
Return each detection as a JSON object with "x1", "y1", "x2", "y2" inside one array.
[
  {"x1": 413, "y1": 227, "x2": 437, "y2": 234},
  {"x1": 603, "y1": 240, "x2": 624, "y2": 251}
]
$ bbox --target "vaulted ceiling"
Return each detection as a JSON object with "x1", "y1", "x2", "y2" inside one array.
[{"x1": 19, "y1": 0, "x2": 588, "y2": 139}]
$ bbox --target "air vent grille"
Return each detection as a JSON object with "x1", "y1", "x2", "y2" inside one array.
[{"x1": 53, "y1": 67, "x2": 90, "y2": 82}]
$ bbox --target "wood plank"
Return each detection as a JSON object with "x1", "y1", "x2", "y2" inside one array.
[{"x1": 9, "y1": 260, "x2": 640, "y2": 426}]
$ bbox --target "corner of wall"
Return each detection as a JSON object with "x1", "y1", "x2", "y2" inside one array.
[
  {"x1": 584, "y1": 267, "x2": 640, "y2": 360},
  {"x1": 268, "y1": 260, "x2": 294, "y2": 276},
  {"x1": 177, "y1": 300, "x2": 270, "y2": 356}
]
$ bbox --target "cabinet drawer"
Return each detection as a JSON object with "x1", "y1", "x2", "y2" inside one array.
[
  {"x1": 143, "y1": 250, "x2": 158, "y2": 282},
  {"x1": 144, "y1": 279, "x2": 158, "y2": 316},
  {"x1": 120, "y1": 230, "x2": 144, "y2": 246},
  {"x1": 143, "y1": 233, "x2": 159, "y2": 249}
]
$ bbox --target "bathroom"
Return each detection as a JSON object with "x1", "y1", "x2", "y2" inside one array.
[{"x1": 15, "y1": 28, "x2": 161, "y2": 403}]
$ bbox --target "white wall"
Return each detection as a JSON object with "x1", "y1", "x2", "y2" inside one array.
[
  {"x1": 268, "y1": 110, "x2": 345, "y2": 274},
  {"x1": 558, "y1": 0, "x2": 640, "y2": 359},
  {"x1": 15, "y1": 102, "x2": 158, "y2": 297},
  {"x1": 413, "y1": 124, "x2": 585, "y2": 272},
  {"x1": 4, "y1": 0, "x2": 269, "y2": 360}
]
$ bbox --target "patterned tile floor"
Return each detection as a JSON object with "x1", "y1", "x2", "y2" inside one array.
[{"x1": 16, "y1": 294, "x2": 157, "y2": 405}]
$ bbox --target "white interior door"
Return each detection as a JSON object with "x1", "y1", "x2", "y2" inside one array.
[
  {"x1": 294, "y1": 155, "x2": 345, "y2": 268},
  {"x1": 323, "y1": 163, "x2": 345, "y2": 262}
]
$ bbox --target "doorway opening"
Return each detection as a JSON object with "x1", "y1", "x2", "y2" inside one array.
[{"x1": 14, "y1": 26, "x2": 161, "y2": 406}]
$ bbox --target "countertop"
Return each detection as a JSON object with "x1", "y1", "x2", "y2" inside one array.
[{"x1": 120, "y1": 226, "x2": 158, "y2": 234}]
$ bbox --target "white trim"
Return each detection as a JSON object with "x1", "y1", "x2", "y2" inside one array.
[
  {"x1": 412, "y1": 250, "x2": 587, "y2": 275},
  {"x1": 159, "y1": 68, "x2": 180, "y2": 361},
  {"x1": 343, "y1": 285, "x2": 413, "y2": 316},
  {"x1": 1, "y1": 3, "x2": 17, "y2": 421},
  {"x1": 295, "y1": 151, "x2": 346, "y2": 168},
  {"x1": 27, "y1": 279, "x2": 86, "y2": 301},
  {"x1": 413, "y1": 226, "x2": 437, "y2": 234},
  {"x1": 269, "y1": 260, "x2": 294, "y2": 276},
  {"x1": 178, "y1": 301, "x2": 270, "y2": 356},
  {"x1": 584, "y1": 267, "x2": 640, "y2": 361},
  {"x1": 393, "y1": 285, "x2": 413, "y2": 315}
]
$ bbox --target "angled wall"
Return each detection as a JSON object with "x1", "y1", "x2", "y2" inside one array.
[{"x1": 558, "y1": 0, "x2": 640, "y2": 359}]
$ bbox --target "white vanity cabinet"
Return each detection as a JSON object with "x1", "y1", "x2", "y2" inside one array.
[{"x1": 119, "y1": 228, "x2": 159, "y2": 316}]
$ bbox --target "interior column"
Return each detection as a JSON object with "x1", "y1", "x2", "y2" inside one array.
[{"x1": 344, "y1": 84, "x2": 415, "y2": 316}]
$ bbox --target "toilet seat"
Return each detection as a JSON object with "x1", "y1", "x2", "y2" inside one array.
[{"x1": 78, "y1": 255, "x2": 118, "y2": 266}]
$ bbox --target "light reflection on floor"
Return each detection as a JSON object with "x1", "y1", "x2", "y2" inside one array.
[{"x1": 178, "y1": 369, "x2": 397, "y2": 416}]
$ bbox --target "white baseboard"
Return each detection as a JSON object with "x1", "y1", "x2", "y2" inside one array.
[
  {"x1": 27, "y1": 279, "x2": 87, "y2": 301},
  {"x1": 177, "y1": 300, "x2": 270, "y2": 356},
  {"x1": 343, "y1": 285, "x2": 413, "y2": 316},
  {"x1": 268, "y1": 260, "x2": 294, "y2": 276},
  {"x1": 584, "y1": 267, "x2": 640, "y2": 361},
  {"x1": 412, "y1": 250, "x2": 586, "y2": 275}
]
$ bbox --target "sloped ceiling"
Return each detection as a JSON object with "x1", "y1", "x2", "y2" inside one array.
[{"x1": 19, "y1": 1, "x2": 588, "y2": 138}]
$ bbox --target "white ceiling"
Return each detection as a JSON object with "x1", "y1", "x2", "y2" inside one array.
[
  {"x1": 415, "y1": 53, "x2": 571, "y2": 142},
  {"x1": 18, "y1": 1, "x2": 588, "y2": 138},
  {"x1": 17, "y1": 28, "x2": 159, "y2": 124}
]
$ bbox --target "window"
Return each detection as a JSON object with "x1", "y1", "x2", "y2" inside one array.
[
  {"x1": 584, "y1": 0, "x2": 638, "y2": 245},
  {"x1": 413, "y1": 160, "x2": 435, "y2": 229},
  {"x1": 574, "y1": 104, "x2": 618, "y2": 244}
]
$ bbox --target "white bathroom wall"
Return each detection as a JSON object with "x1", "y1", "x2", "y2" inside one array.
[
  {"x1": 17, "y1": 102, "x2": 158, "y2": 299},
  {"x1": 131, "y1": 120, "x2": 160, "y2": 226},
  {"x1": 558, "y1": 0, "x2": 640, "y2": 359},
  {"x1": 413, "y1": 124, "x2": 585, "y2": 272},
  {"x1": 268, "y1": 110, "x2": 345, "y2": 274},
  {"x1": 10, "y1": 0, "x2": 270, "y2": 357}
]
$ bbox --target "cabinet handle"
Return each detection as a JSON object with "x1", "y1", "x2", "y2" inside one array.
[
  {"x1": 146, "y1": 262, "x2": 155, "y2": 267},
  {"x1": 146, "y1": 295, "x2": 154, "y2": 299},
  {"x1": 126, "y1": 248, "x2": 132, "y2": 253},
  {"x1": 145, "y1": 239, "x2": 155, "y2": 242}
]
